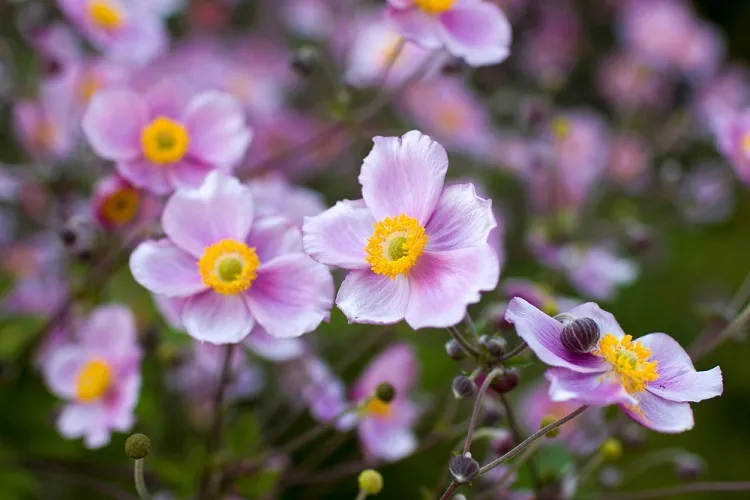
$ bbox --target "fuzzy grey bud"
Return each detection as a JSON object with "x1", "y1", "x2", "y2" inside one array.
[
  {"x1": 375, "y1": 382, "x2": 396, "y2": 404},
  {"x1": 125, "y1": 433, "x2": 150, "y2": 459},
  {"x1": 560, "y1": 317, "x2": 600, "y2": 353},
  {"x1": 445, "y1": 339, "x2": 466, "y2": 360},
  {"x1": 484, "y1": 337, "x2": 508, "y2": 358},
  {"x1": 449, "y1": 453, "x2": 479, "y2": 484},
  {"x1": 291, "y1": 46, "x2": 317, "y2": 77},
  {"x1": 452, "y1": 375, "x2": 477, "y2": 399}
]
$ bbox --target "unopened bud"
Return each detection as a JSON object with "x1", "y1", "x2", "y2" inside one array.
[
  {"x1": 601, "y1": 438, "x2": 622, "y2": 461},
  {"x1": 449, "y1": 453, "x2": 479, "y2": 484},
  {"x1": 125, "y1": 433, "x2": 150, "y2": 459},
  {"x1": 560, "y1": 317, "x2": 600, "y2": 353},
  {"x1": 489, "y1": 429, "x2": 515, "y2": 455},
  {"x1": 479, "y1": 335, "x2": 508, "y2": 358},
  {"x1": 452, "y1": 375, "x2": 477, "y2": 399},
  {"x1": 291, "y1": 46, "x2": 317, "y2": 77},
  {"x1": 453, "y1": 495, "x2": 467, "y2": 500},
  {"x1": 674, "y1": 454, "x2": 705, "y2": 482},
  {"x1": 445, "y1": 339, "x2": 466, "y2": 360},
  {"x1": 490, "y1": 368, "x2": 520, "y2": 394},
  {"x1": 481, "y1": 404, "x2": 504, "y2": 427},
  {"x1": 540, "y1": 415, "x2": 561, "y2": 438},
  {"x1": 358, "y1": 469, "x2": 383, "y2": 495},
  {"x1": 375, "y1": 382, "x2": 396, "y2": 404}
]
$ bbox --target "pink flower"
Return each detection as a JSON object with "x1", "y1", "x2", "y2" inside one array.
[
  {"x1": 249, "y1": 174, "x2": 326, "y2": 227},
  {"x1": 13, "y1": 83, "x2": 77, "y2": 161},
  {"x1": 83, "y1": 80, "x2": 252, "y2": 194},
  {"x1": 130, "y1": 171, "x2": 334, "y2": 343},
  {"x1": 608, "y1": 133, "x2": 651, "y2": 192},
  {"x1": 557, "y1": 243, "x2": 638, "y2": 301},
  {"x1": 57, "y1": 0, "x2": 167, "y2": 65},
  {"x1": 506, "y1": 298, "x2": 723, "y2": 433},
  {"x1": 41, "y1": 305, "x2": 142, "y2": 448},
  {"x1": 713, "y1": 109, "x2": 750, "y2": 186},
  {"x1": 92, "y1": 174, "x2": 161, "y2": 231},
  {"x1": 385, "y1": 0, "x2": 512, "y2": 67},
  {"x1": 303, "y1": 131, "x2": 499, "y2": 328},
  {"x1": 352, "y1": 344, "x2": 420, "y2": 461}
]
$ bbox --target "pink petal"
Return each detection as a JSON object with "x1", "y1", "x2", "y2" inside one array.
[
  {"x1": 638, "y1": 333, "x2": 723, "y2": 403},
  {"x1": 353, "y1": 343, "x2": 418, "y2": 401},
  {"x1": 359, "y1": 418, "x2": 417, "y2": 462},
  {"x1": 622, "y1": 391, "x2": 695, "y2": 434},
  {"x1": 386, "y1": 7, "x2": 443, "y2": 50},
  {"x1": 181, "y1": 291, "x2": 254, "y2": 343},
  {"x1": 129, "y1": 239, "x2": 206, "y2": 297},
  {"x1": 144, "y1": 79, "x2": 190, "y2": 120},
  {"x1": 246, "y1": 254, "x2": 333, "y2": 338},
  {"x1": 79, "y1": 304, "x2": 138, "y2": 353},
  {"x1": 106, "y1": 373, "x2": 141, "y2": 431},
  {"x1": 162, "y1": 171, "x2": 255, "y2": 257},
  {"x1": 336, "y1": 271, "x2": 410, "y2": 324},
  {"x1": 82, "y1": 89, "x2": 146, "y2": 160},
  {"x1": 44, "y1": 345, "x2": 87, "y2": 399},
  {"x1": 405, "y1": 246, "x2": 498, "y2": 329},
  {"x1": 244, "y1": 325, "x2": 306, "y2": 361},
  {"x1": 117, "y1": 158, "x2": 172, "y2": 195},
  {"x1": 302, "y1": 199, "x2": 374, "y2": 270},
  {"x1": 567, "y1": 302, "x2": 627, "y2": 339},
  {"x1": 167, "y1": 159, "x2": 214, "y2": 190},
  {"x1": 247, "y1": 215, "x2": 303, "y2": 263},
  {"x1": 425, "y1": 183, "x2": 496, "y2": 252},
  {"x1": 57, "y1": 403, "x2": 94, "y2": 439},
  {"x1": 438, "y1": 0, "x2": 512, "y2": 67},
  {"x1": 153, "y1": 294, "x2": 185, "y2": 329},
  {"x1": 185, "y1": 91, "x2": 253, "y2": 168},
  {"x1": 505, "y1": 298, "x2": 609, "y2": 373},
  {"x1": 100, "y1": 7, "x2": 167, "y2": 66},
  {"x1": 359, "y1": 131, "x2": 448, "y2": 225},
  {"x1": 545, "y1": 367, "x2": 636, "y2": 406}
]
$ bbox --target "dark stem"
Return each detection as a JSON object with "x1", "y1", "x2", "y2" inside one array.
[
  {"x1": 497, "y1": 393, "x2": 541, "y2": 490},
  {"x1": 439, "y1": 481, "x2": 459, "y2": 500},
  {"x1": 462, "y1": 368, "x2": 503, "y2": 455},
  {"x1": 588, "y1": 481, "x2": 750, "y2": 500},
  {"x1": 446, "y1": 327, "x2": 482, "y2": 359},
  {"x1": 500, "y1": 341, "x2": 528, "y2": 361}
]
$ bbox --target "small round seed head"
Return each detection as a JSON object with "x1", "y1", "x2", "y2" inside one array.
[
  {"x1": 452, "y1": 375, "x2": 477, "y2": 399},
  {"x1": 490, "y1": 368, "x2": 520, "y2": 394},
  {"x1": 449, "y1": 453, "x2": 479, "y2": 484},
  {"x1": 125, "y1": 433, "x2": 150, "y2": 459},
  {"x1": 490, "y1": 429, "x2": 515, "y2": 455},
  {"x1": 674, "y1": 454, "x2": 705, "y2": 482},
  {"x1": 540, "y1": 415, "x2": 561, "y2": 438},
  {"x1": 375, "y1": 382, "x2": 396, "y2": 404},
  {"x1": 358, "y1": 469, "x2": 383, "y2": 495},
  {"x1": 445, "y1": 339, "x2": 466, "y2": 360},
  {"x1": 560, "y1": 317, "x2": 600, "y2": 353},
  {"x1": 601, "y1": 438, "x2": 623, "y2": 461}
]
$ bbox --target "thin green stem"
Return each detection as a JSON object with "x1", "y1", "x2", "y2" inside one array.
[
  {"x1": 446, "y1": 327, "x2": 482, "y2": 359},
  {"x1": 479, "y1": 406, "x2": 589, "y2": 475},
  {"x1": 462, "y1": 368, "x2": 503, "y2": 455},
  {"x1": 133, "y1": 459, "x2": 151, "y2": 500},
  {"x1": 500, "y1": 341, "x2": 528, "y2": 361}
]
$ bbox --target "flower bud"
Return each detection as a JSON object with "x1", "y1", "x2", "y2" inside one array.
[
  {"x1": 490, "y1": 368, "x2": 520, "y2": 394},
  {"x1": 560, "y1": 317, "x2": 600, "y2": 353},
  {"x1": 540, "y1": 415, "x2": 561, "y2": 438},
  {"x1": 599, "y1": 466, "x2": 623, "y2": 489},
  {"x1": 445, "y1": 339, "x2": 466, "y2": 360},
  {"x1": 375, "y1": 382, "x2": 396, "y2": 404},
  {"x1": 490, "y1": 429, "x2": 515, "y2": 455},
  {"x1": 291, "y1": 46, "x2": 318, "y2": 77},
  {"x1": 674, "y1": 454, "x2": 705, "y2": 482},
  {"x1": 452, "y1": 375, "x2": 477, "y2": 399},
  {"x1": 480, "y1": 335, "x2": 508, "y2": 358},
  {"x1": 453, "y1": 495, "x2": 467, "y2": 500},
  {"x1": 618, "y1": 422, "x2": 647, "y2": 448},
  {"x1": 601, "y1": 438, "x2": 622, "y2": 461},
  {"x1": 125, "y1": 433, "x2": 150, "y2": 459},
  {"x1": 481, "y1": 404, "x2": 504, "y2": 427},
  {"x1": 358, "y1": 469, "x2": 383, "y2": 495},
  {"x1": 449, "y1": 453, "x2": 479, "y2": 484}
]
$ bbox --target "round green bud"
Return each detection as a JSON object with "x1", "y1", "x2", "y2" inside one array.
[
  {"x1": 601, "y1": 438, "x2": 623, "y2": 461},
  {"x1": 125, "y1": 433, "x2": 150, "y2": 459},
  {"x1": 358, "y1": 469, "x2": 383, "y2": 495},
  {"x1": 375, "y1": 382, "x2": 396, "y2": 404},
  {"x1": 540, "y1": 415, "x2": 561, "y2": 438}
]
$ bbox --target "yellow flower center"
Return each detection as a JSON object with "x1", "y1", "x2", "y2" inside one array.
[
  {"x1": 551, "y1": 117, "x2": 571, "y2": 139},
  {"x1": 198, "y1": 239, "x2": 260, "y2": 295},
  {"x1": 414, "y1": 0, "x2": 456, "y2": 14},
  {"x1": 741, "y1": 132, "x2": 750, "y2": 160},
  {"x1": 87, "y1": 0, "x2": 124, "y2": 31},
  {"x1": 593, "y1": 334, "x2": 659, "y2": 394},
  {"x1": 79, "y1": 73, "x2": 101, "y2": 103},
  {"x1": 365, "y1": 399, "x2": 393, "y2": 418},
  {"x1": 140, "y1": 117, "x2": 190, "y2": 165},
  {"x1": 436, "y1": 105, "x2": 468, "y2": 136},
  {"x1": 101, "y1": 186, "x2": 141, "y2": 227},
  {"x1": 365, "y1": 214, "x2": 428, "y2": 279},
  {"x1": 76, "y1": 357, "x2": 113, "y2": 402},
  {"x1": 379, "y1": 35, "x2": 404, "y2": 67},
  {"x1": 33, "y1": 120, "x2": 57, "y2": 151}
]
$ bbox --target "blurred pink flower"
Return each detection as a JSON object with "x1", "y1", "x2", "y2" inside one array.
[
  {"x1": 92, "y1": 174, "x2": 161, "y2": 231},
  {"x1": 42, "y1": 305, "x2": 142, "y2": 448},
  {"x1": 608, "y1": 133, "x2": 651, "y2": 192},
  {"x1": 597, "y1": 52, "x2": 671, "y2": 113},
  {"x1": 713, "y1": 109, "x2": 750, "y2": 185},
  {"x1": 557, "y1": 243, "x2": 638, "y2": 301},
  {"x1": 13, "y1": 83, "x2": 78, "y2": 161},
  {"x1": 303, "y1": 131, "x2": 499, "y2": 328},
  {"x1": 249, "y1": 174, "x2": 326, "y2": 227}
]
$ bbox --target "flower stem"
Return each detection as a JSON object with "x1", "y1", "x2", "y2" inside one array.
[
  {"x1": 500, "y1": 341, "x2": 528, "y2": 361},
  {"x1": 587, "y1": 481, "x2": 750, "y2": 499},
  {"x1": 133, "y1": 459, "x2": 151, "y2": 500},
  {"x1": 479, "y1": 405, "x2": 589, "y2": 475},
  {"x1": 497, "y1": 392, "x2": 541, "y2": 491},
  {"x1": 692, "y1": 301, "x2": 750, "y2": 360},
  {"x1": 278, "y1": 407, "x2": 353, "y2": 456},
  {"x1": 446, "y1": 327, "x2": 482, "y2": 359},
  {"x1": 462, "y1": 368, "x2": 503, "y2": 455},
  {"x1": 439, "y1": 481, "x2": 459, "y2": 500}
]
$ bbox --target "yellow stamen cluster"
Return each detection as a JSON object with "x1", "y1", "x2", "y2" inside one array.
[
  {"x1": 551, "y1": 117, "x2": 572, "y2": 139},
  {"x1": 87, "y1": 0, "x2": 124, "y2": 31},
  {"x1": 79, "y1": 73, "x2": 101, "y2": 103},
  {"x1": 76, "y1": 358, "x2": 113, "y2": 402},
  {"x1": 414, "y1": 0, "x2": 456, "y2": 15},
  {"x1": 365, "y1": 214, "x2": 428, "y2": 279},
  {"x1": 742, "y1": 132, "x2": 750, "y2": 159},
  {"x1": 198, "y1": 239, "x2": 260, "y2": 295},
  {"x1": 436, "y1": 105, "x2": 468, "y2": 136},
  {"x1": 365, "y1": 399, "x2": 393, "y2": 418},
  {"x1": 594, "y1": 334, "x2": 658, "y2": 394},
  {"x1": 101, "y1": 186, "x2": 140, "y2": 227},
  {"x1": 141, "y1": 117, "x2": 190, "y2": 165}
]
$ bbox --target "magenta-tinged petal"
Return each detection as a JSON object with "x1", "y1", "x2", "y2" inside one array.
[
  {"x1": 336, "y1": 271, "x2": 409, "y2": 324},
  {"x1": 359, "y1": 418, "x2": 417, "y2": 462},
  {"x1": 153, "y1": 294, "x2": 185, "y2": 329},
  {"x1": 129, "y1": 239, "x2": 206, "y2": 297},
  {"x1": 79, "y1": 304, "x2": 137, "y2": 353},
  {"x1": 44, "y1": 345, "x2": 87, "y2": 399},
  {"x1": 168, "y1": 159, "x2": 214, "y2": 190},
  {"x1": 106, "y1": 373, "x2": 141, "y2": 431},
  {"x1": 386, "y1": 6, "x2": 443, "y2": 50},
  {"x1": 302, "y1": 199, "x2": 374, "y2": 270},
  {"x1": 405, "y1": 246, "x2": 498, "y2": 329},
  {"x1": 245, "y1": 325, "x2": 306, "y2": 361},
  {"x1": 545, "y1": 367, "x2": 636, "y2": 406},
  {"x1": 567, "y1": 302, "x2": 626, "y2": 339},
  {"x1": 425, "y1": 183, "x2": 496, "y2": 252},
  {"x1": 246, "y1": 254, "x2": 333, "y2": 338},
  {"x1": 359, "y1": 131, "x2": 448, "y2": 225},
  {"x1": 353, "y1": 343, "x2": 418, "y2": 401},
  {"x1": 505, "y1": 298, "x2": 609, "y2": 373},
  {"x1": 117, "y1": 158, "x2": 172, "y2": 195},
  {"x1": 162, "y1": 171, "x2": 255, "y2": 257},
  {"x1": 622, "y1": 391, "x2": 695, "y2": 434},
  {"x1": 638, "y1": 333, "x2": 723, "y2": 403},
  {"x1": 144, "y1": 79, "x2": 190, "y2": 120},
  {"x1": 439, "y1": 0, "x2": 512, "y2": 66},
  {"x1": 185, "y1": 91, "x2": 253, "y2": 168},
  {"x1": 181, "y1": 291, "x2": 254, "y2": 343},
  {"x1": 82, "y1": 89, "x2": 146, "y2": 160},
  {"x1": 98, "y1": 7, "x2": 167, "y2": 66},
  {"x1": 57, "y1": 403, "x2": 94, "y2": 439},
  {"x1": 246, "y1": 215, "x2": 303, "y2": 263}
]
